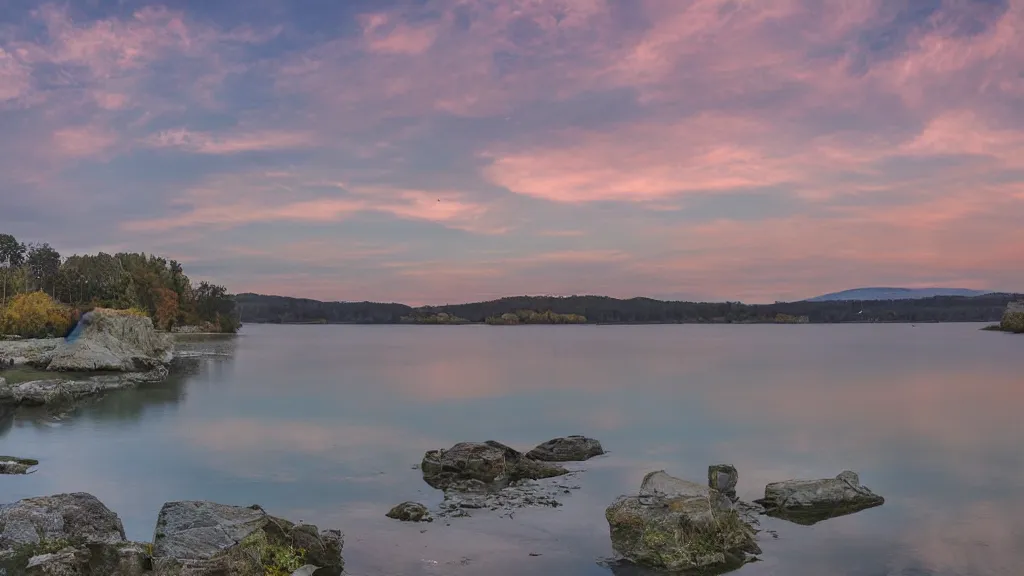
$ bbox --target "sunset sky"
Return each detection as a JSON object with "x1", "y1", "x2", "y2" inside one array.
[{"x1": 1, "y1": 0, "x2": 1021, "y2": 305}]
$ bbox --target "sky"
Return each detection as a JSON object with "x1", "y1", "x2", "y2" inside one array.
[{"x1": 0, "y1": 0, "x2": 1022, "y2": 305}]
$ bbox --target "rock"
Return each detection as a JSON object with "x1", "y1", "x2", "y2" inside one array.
[
  {"x1": 2, "y1": 377, "x2": 140, "y2": 407},
  {"x1": 1001, "y1": 301, "x2": 1024, "y2": 333},
  {"x1": 0, "y1": 492, "x2": 141, "y2": 575},
  {"x1": 151, "y1": 501, "x2": 343, "y2": 576},
  {"x1": 708, "y1": 464, "x2": 739, "y2": 500},
  {"x1": 421, "y1": 441, "x2": 569, "y2": 492},
  {"x1": 0, "y1": 338, "x2": 63, "y2": 368},
  {"x1": 386, "y1": 502, "x2": 433, "y2": 522},
  {"x1": 0, "y1": 455, "x2": 38, "y2": 474},
  {"x1": 605, "y1": 471, "x2": 760, "y2": 573},
  {"x1": 754, "y1": 470, "x2": 885, "y2": 525},
  {"x1": 526, "y1": 435, "x2": 604, "y2": 461},
  {"x1": 47, "y1": 309, "x2": 173, "y2": 372}
]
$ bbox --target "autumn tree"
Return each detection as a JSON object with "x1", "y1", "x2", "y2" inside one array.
[
  {"x1": 154, "y1": 287, "x2": 179, "y2": 330},
  {"x1": 0, "y1": 233, "x2": 26, "y2": 307}
]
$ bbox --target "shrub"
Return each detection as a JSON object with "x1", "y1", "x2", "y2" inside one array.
[{"x1": 0, "y1": 291, "x2": 75, "y2": 338}]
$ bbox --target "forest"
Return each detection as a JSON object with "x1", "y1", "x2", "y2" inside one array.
[
  {"x1": 235, "y1": 292, "x2": 1022, "y2": 325},
  {"x1": 0, "y1": 233, "x2": 239, "y2": 337}
]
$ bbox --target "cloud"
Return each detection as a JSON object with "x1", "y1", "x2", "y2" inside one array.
[{"x1": 1, "y1": 0, "x2": 1022, "y2": 302}]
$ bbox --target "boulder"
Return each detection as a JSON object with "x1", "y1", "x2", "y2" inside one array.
[
  {"x1": 0, "y1": 492, "x2": 146, "y2": 575},
  {"x1": 526, "y1": 435, "x2": 604, "y2": 461},
  {"x1": 151, "y1": 501, "x2": 343, "y2": 576},
  {"x1": 0, "y1": 455, "x2": 38, "y2": 475},
  {"x1": 708, "y1": 464, "x2": 739, "y2": 500},
  {"x1": 421, "y1": 441, "x2": 568, "y2": 492},
  {"x1": 754, "y1": 470, "x2": 885, "y2": 525},
  {"x1": 605, "y1": 471, "x2": 760, "y2": 573},
  {"x1": 47, "y1": 309, "x2": 173, "y2": 373},
  {"x1": 1001, "y1": 302, "x2": 1024, "y2": 333},
  {"x1": 385, "y1": 502, "x2": 432, "y2": 523}
]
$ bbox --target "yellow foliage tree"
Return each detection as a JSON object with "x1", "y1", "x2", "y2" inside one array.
[{"x1": 0, "y1": 291, "x2": 75, "y2": 338}]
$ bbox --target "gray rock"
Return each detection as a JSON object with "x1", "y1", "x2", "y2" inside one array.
[
  {"x1": 754, "y1": 470, "x2": 885, "y2": 525},
  {"x1": 525, "y1": 435, "x2": 604, "y2": 461},
  {"x1": 386, "y1": 502, "x2": 432, "y2": 523},
  {"x1": 47, "y1": 310, "x2": 173, "y2": 373},
  {"x1": 606, "y1": 471, "x2": 760, "y2": 573},
  {"x1": 0, "y1": 456, "x2": 38, "y2": 475},
  {"x1": 0, "y1": 339, "x2": 62, "y2": 368},
  {"x1": 0, "y1": 492, "x2": 139, "y2": 575},
  {"x1": 421, "y1": 441, "x2": 569, "y2": 492},
  {"x1": 151, "y1": 501, "x2": 344, "y2": 576},
  {"x1": 25, "y1": 546, "x2": 88, "y2": 575},
  {"x1": 708, "y1": 464, "x2": 739, "y2": 500},
  {"x1": 0, "y1": 367, "x2": 168, "y2": 408}
]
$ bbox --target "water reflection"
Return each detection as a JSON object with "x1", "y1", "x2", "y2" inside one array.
[{"x1": 0, "y1": 324, "x2": 1020, "y2": 576}]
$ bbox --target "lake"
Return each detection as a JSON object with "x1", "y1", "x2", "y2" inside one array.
[{"x1": 2, "y1": 323, "x2": 1022, "y2": 575}]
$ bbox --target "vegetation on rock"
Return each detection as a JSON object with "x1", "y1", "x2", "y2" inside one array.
[
  {"x1": 0, "y1": 292, "x2": 75, "y2": 338},
  {"x1": 0, "y1": 233, "x2": 239, "y2": 336},
  {"x1": 401, "y1": 311, "x2": 470, "y2": 324}
]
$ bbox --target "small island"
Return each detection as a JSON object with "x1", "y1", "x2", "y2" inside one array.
[{"x1": 485, "y1": 309, "x2": 587, "y2": 325}]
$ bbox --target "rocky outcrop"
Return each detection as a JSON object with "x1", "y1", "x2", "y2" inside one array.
[
  {"x1": 47, "y1": 309, "x2": 173, "y2": 372},
  {"x1": 0, "y1": 368, "x2": 167, "y2": 408},
  {"x1": 0, "y1": 455, "x2": 38, "y2": 475},
  {"x1": 754, "y1": 470, "x2": 885, "y2": 525},
  {"x1": 421, "y1": 440, "x2": 589, "y2": 518},
  {"x1": 606, "y1": 471, "x2": 760, "y2": 573},
  {"x1": 0, "y1": 338, "x2": 63, "y2": 368},
  {"x1": 421, "y1": 441, "x2": 569, "y2": 492},
  {"x1": 385, "y1": 502, "x2": 432, "y2": 523},
  {"x1": 0, "y1": 494, "x2": 344, "y2": 576},
  {"x1": 526, "y1": 435, "x2": 604, "y2": 462},
  {"x1": 1001, "y1": 302, "x2": 1024, "y2": 333},
  {"x1": 152, "y1": 501, "x2": 343, "y2": 576},
  {"x1": 0, "y1": 492, "x2": 148, "y2": 576}
]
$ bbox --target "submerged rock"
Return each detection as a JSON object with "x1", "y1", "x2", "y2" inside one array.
[
  {"x1": 0, "y1": 455, "x2": 38, "y2": 474},
  {"x1": 386, "y1": 502, "x2": 432, "y2": 523},
  {"x1": 0, "y1": 373, "x2": 157, "y2": 408},
  {"x1": 152, "y1": 500, "x2": 344, "y2": 576},
  {"x1": 526, "y1": 435, "x2": 604, "y2": 462},
  {"x1": 421, "y1": 440, "x2": 583, "y2": 518},
  {"x1": 421, "y1": 441, "x2": 569, "y2": 492},
  {"x1": 708, "y1": 464, "x2": 739, "y2": 501},
  {"x1": 605, "y1": 470, "x2": 760, "y2": 574},
  {"x1": 47, "y1": 309, "x2": 173, "y2": 373},
  {"x1": 754, "y1": 470, "x2": 885, "y2": 525}
]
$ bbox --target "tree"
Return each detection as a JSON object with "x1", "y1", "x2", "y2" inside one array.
[
  {"x1": 0, "y1": 233, "x2": 26, "y2": 307},
  {"x1": 154, "y1": 287, "x2": 179, "y2": 330},
  {"x1": 26, "y1": 243, "x2": 62, "y2": 296}
]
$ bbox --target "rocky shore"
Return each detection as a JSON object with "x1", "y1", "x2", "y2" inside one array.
[
  {"x1": 0, "y1": 493, "x2": 343, "y2": 576},
  {"x1": 0, "y1": 308, "x2": 183, "y2": 410}
]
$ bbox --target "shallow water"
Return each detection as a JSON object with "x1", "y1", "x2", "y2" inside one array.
[{"x1": 2, "y1": 324, "x2": 1022, "y2": 576}]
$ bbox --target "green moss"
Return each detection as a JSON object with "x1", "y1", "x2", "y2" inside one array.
[
  {"x1": 0, "y1": 455, "x2": 38, "y2": 465},
  {"x1": 0, "y1": 538, "x2": 79, "y2": 572},
  {"x1": 238, "y1": 530, "x2": 308, "y2": 576}
]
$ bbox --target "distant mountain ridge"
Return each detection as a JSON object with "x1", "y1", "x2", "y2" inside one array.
[{"x1": 805, "y1": 287, "x2": 992, "y2": 302}]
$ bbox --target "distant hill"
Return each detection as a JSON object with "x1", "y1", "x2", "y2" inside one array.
[
  {"x1": 806, "y1": 287, "x2": 992, "y2": 302},
  {"x1": 234, "y1": 292, "x2": 1021, "y2": 325}
]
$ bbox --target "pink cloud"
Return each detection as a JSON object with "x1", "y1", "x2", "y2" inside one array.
[
  {"x1": 51, "y1": 124, "x2": 119, "y2": 158},
  {"x1": 144, "y1": 128, "x2": 319, "y2": 154}
]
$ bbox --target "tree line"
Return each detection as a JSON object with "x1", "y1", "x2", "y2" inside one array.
[
  {"x1": 0, "y1": 233, "x2": 239, "y2": 334},
  {"x1": 235, "y1": 292, "x2": 1022, "y2": 325}
]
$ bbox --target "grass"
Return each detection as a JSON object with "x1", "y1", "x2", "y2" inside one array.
[{"x1": 238, "y1": 530, "x2": 308, "y2": 576}]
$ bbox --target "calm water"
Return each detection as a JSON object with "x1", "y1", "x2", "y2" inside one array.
[{"x1": 2, "y1": 324, "x2": 1022, "y2": 576}]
